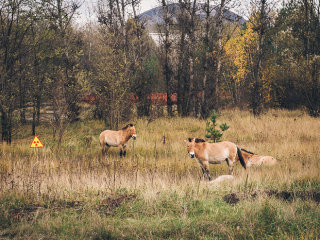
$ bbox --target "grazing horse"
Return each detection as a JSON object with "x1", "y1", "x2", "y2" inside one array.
[
  {"x1": 185, "y1": 138, "x2": 246, "y2": 180},
  {"x1": 238, "y1": 148, "x2": 277, "y2": 167},
  {"x1": 99, "y1": 123, "x2": 137, "y2": 160}
]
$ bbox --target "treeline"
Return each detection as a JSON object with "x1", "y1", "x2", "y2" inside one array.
[
  {"x1": 0, "y1": 0, "x2": 319, "y2": 144},
  {"x1": 157, "y1": 0, "x2": 320, "y2": 118}
]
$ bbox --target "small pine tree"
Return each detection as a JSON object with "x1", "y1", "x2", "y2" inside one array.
[{"x1": 205, "y1": 110, "x2": 230, "y2": 142}]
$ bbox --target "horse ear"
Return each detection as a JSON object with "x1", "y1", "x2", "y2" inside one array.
[{"x1": 188, "y1": 138, "x2": 192, "y2": 142}]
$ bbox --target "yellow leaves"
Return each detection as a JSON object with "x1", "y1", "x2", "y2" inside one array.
[
  {"x1": 225, "y1": 22, "x2": 259, "y2": 86},
  {"x1": 261, "y1": 61, "x2": 276, "y2": 104},
  {"x1": 224, "y1": 18, "x2": 277, "y2": 105},
  {"x1": 211, "y1": 49, "x2": 217, "y2": 58}
]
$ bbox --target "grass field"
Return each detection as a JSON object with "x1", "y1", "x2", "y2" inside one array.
[{"x1": 0, "y1": 109, "x2": 319, "y2": 239}]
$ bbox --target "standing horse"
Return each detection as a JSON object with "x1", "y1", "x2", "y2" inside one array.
[
  {"x1": 184, "y1": 138, "x2": 246, "y2": 180},
  {"x1": 99, "y1": 123, "x2": 137, "y2": 160},
  {"x1": 238, "y1": 148, "x2": 277, "y2": 167}
]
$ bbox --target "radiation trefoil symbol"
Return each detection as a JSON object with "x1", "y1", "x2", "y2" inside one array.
[{"x1": 29, "y1": 135, "x2": 44, "y2": 148}]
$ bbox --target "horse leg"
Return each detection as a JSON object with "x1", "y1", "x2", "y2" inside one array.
[
  {"x1": 226, "y1": 158, "x2": 234, "y2": 175},
  {"x1": 202, "y1": 161, "x2": 212, "y2": 181},
  {"x1": 122, "y1": 144, "x2": 127, "y2": 157},
  {"x1": 102, "y1": 144, "x2": 109, "y2": 165},
  {"x1": 101, "y1": 145, "x2": 105, "y2": 158},
  {"x1": 119, "y1": 145, "x2": 124, "y2": 158},
  {"x1": 200, "y1": 166, "x2": 206, "y2": 180},
  {"x1": 100, "y1": 143, "x2": 107, "y2": 165}
]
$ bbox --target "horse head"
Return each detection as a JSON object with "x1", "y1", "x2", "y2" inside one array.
[
  {"x1": 131, "y1": 126, "x2": 137, "y2": 140},
  {"x1": 123, "y1": 123, "x2": 137, "y2": 140},
  {"x1": 184, "y1": 138, "x2": 206, "y2": 158},
  {"x1": 185, "y1": 137, "x2": 196, "y2": 158}
]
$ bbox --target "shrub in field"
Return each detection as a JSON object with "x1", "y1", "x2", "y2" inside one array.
[{"x1": 205, "y1": 110, "x2": 230, "y2": 142}]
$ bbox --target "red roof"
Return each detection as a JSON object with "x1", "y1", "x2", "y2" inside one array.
[{"x1": 81, "y1": 92, "x2": 203, "y2": 105}]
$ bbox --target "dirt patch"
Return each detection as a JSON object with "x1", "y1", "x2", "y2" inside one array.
[
  {"x1": 99, "y1": 193, "x2": 137, "y2": 214},
  {"x1": 6, "y1": 195, "x2": 136, "y2": 222},
  {"x1": 224, "y1": 190, "x2": 320, "y2": 205},
  {"x1": 8, "y1": 204, "x2": 45, "y2": 222},
  {"x1": 7, "y1": 200, "x2": 86, "y2": 223},
  {"x1": 266, "y1": 189, "x2": 320, "y2": 203},
  {"x1": 223, "y1": 193, "x2": 242, "y2": 204}
]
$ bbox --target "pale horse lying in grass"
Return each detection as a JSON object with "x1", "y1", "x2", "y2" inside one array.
[
  {"x1": 210, "y1": 175, "x2": 235, "y2": 185},
  {"x1": 99, "y1": 123, "x2": 137, "y2": 160},
  {"x1": 184, "y1": 138, "x2": 246, "y2": 181},
  {"x1": 237, "y1": 148, "x2": 277, "y2": 167}
]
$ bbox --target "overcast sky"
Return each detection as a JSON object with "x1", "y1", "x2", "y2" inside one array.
[
  {"x1": 75, "y1": 0, "x2": 160, "y2": 25},
  {"x1": 75, "y1": 0, "x2": 252, "y2": 25},
  {"x1": 140, "y1": 0, "x2": 159, "y2": 12}
]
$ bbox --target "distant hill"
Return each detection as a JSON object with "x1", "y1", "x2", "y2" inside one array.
[{"x1": 139, "y1": 3, "x2": 245, "y2": 32}]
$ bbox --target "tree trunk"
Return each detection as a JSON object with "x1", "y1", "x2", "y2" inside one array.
[
  {"x1": 189, "y1": 56, "x2": 196, "y2": 116},
  {"x1": 251, "y1": 0, "x2": 266, "y2": 116},
  {"x1": 36, "y1": 95, "x2": 41, "y2": 124},
  {"x1": 19, "y1": 65, "x2": 26, "y2": 124},
  {"x1": 189, "y1": 0, "x2": 197, "y2": 117},
  {"x1": 32, "y1": 101, "x2": 36, "y2": 136},
  {"x1": 200, "y1": 0, "x2": 210, "y2": 118},
  {"x1": 177, "y1": 9, "x2": 186, "y2": 116},
  {"x1": 212, "y1": 0, "x2": 226, "y2": 111},
  {"x1": 1, "y1": 110, "x2": 12, "y2": 144},
  {"x1": 162, "y1": 0, "x2": 173, "y2": 116},
  {"x1": 307, "y1": 58, "x2": 320, "y2": 116}
]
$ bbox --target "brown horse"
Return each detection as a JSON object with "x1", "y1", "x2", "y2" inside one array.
[
  {"x1": 185, "y1": 138, "x2": 246, "y2": 180},
  {"x1": 99, "y1": 123, "x2": 137, "y2": 159},
  {"x1": 238, "y1": 148, "x2": 277, "y2": 167}
]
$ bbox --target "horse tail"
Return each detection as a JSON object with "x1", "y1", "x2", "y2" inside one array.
[{"x1": 237, "y1": 147, "x2": 246, "y2": 169}]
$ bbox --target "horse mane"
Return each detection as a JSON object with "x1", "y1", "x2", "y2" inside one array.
[
  {"x1": 241, "y1": 148, "x2": 254, "y2": 155},
  {"x1": 122, "y1": 123, "x2": 134, "y2": 130},
  {"x1": 188, "y1": 138, "x2": 206, "y2": 143}
]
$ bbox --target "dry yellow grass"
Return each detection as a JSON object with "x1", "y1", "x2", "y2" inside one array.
[
  {"x1": 1, "y1": 109, "x2": 319, "y2": 239},
  {"x1": 0, "y1": 109, "x2": 319, "y2": 201}
]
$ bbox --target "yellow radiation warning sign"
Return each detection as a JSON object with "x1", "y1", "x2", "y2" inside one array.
[{"x1": 30, "y1": 135, "x2": 44, "y2": 148}]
